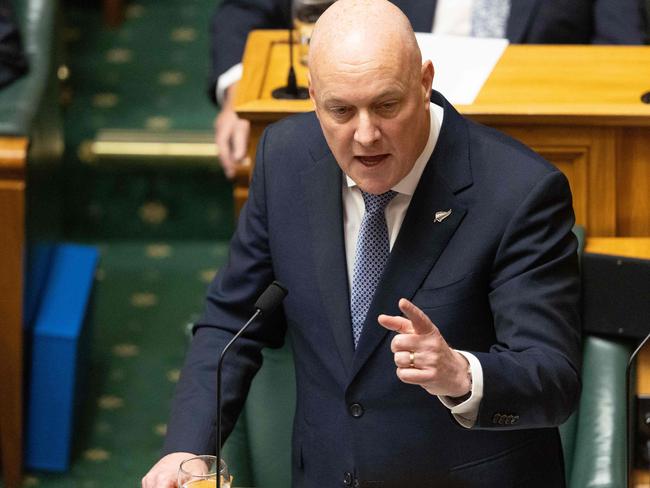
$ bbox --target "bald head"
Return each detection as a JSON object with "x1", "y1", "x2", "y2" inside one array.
[{"x1": 308, "y1": 0, "x2": 422, "y2": 83}]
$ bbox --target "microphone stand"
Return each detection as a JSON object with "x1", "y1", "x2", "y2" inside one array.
[
  {"x1": 272, "y1": 0, "x2": 309, "y2": 100},
  {"x1": 215, "y1": 310, "x2": 261, "y2": 488},
  {"x1": 626, "y1": 331, "x2": 650, "y2": 487},
  {"x1": 214, "y1": 281, "x2": 288, "y2": 488}
]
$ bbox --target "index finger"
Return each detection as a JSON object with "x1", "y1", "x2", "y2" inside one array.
[{"x1": 398, "y1": 298, "x2": 438, "y2": 336}]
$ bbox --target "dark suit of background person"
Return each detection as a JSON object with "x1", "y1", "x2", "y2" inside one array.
[
  {"x1": 0, "y1": 0, "x2": 28, "y2": 89},
  {"x1": 163, "y1": 89, "x2": 581, "y2": 487},
  {"x1": 207, "y1": 0, "x2": 647, "y2": 103}
]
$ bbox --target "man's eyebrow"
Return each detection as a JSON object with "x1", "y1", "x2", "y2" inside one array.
[
  {"x1": 322, "y1": 97, "x2": 348, "y2": 106},
  {"x1": 321, "y1": 90, "x2": 404, "y2": 106}
]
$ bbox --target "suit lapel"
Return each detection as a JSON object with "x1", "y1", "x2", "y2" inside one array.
[
  {"x1": 506, "y1": 0, "x2": 540, "y2": 43},
  {"x1": 301, "y1": 151, "x2": 355, "y2": 375},
  {"x1": 350, "y1": 92, "x2": 472, "y2": 381}
]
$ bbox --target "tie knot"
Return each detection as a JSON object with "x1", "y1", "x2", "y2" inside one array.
[{"x1": 361, "y1": 190, "x2": 397, "y2": 214}]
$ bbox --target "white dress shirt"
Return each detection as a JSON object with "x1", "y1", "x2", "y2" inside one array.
[{"x1": 342, "y1": 103, "x2": 483, "y2": 428}]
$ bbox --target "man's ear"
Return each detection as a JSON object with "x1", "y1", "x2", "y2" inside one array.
[
  {"x1": 421, "y1": 60, "x2": 434, "y2": 105},
  {"x1": 308, "y1": 73, "x2": 319, "y2": 118}
]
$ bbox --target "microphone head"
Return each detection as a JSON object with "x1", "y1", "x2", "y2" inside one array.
[{"x1": 254, "y1": 281, "x2": 288, "y2": 316}]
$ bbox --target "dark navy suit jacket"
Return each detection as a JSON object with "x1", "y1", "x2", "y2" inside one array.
[
  {"x1": 164, "y1": 91, "x2": 582, "y2": 487},
  {"x1": 208, "y1": 0, "x2": 647, "y2": 103}
]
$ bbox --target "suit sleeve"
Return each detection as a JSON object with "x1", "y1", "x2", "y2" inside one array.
[
  {"x1": 208, "y1": 0, "x2": 290, "y2": 104},
  {"x1": 473, "y1": 170, "x2": 582, "y2": 430},
  {"x1": 162, "y1": 127, "x2": 287, "y2": 455}
]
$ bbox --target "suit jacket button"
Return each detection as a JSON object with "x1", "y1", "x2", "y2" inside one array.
[
  {"x1": 344, "y1": 472, "x2": 353, "y2": 486},
  {"x1": 349, "y1": 403, "x2": 364, "y2": 418}
]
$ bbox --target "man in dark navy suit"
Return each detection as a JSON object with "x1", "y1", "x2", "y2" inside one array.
[
  {"x1": 143, "y1": 0, "x2": 581, "y2": 486},
  {"x1": 210, "y1": 0, "x2": 647, "y2": 179}
]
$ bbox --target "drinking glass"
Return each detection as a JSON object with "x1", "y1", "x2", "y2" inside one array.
[
  {"x1": 177, "y1": 455, "x2": 231, "y2": 488},
  {"x1": 292, "y1": 0, "x2": 337, "y2": 65}
]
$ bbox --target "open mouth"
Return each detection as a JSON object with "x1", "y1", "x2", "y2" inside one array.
[{"x1": 356, "y1": 154, "x2": 389, "y2": 166}]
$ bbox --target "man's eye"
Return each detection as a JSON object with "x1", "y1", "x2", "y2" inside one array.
[
  {"x1": 330, "y1": 107, "x2": 349, "y2": 117},
  {"x1": 378, "y1": 102, "x2": 397, "y2": 112}
]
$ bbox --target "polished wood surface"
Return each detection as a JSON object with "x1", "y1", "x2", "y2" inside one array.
[
  {"x1": 586, "y1": 238, "x2": 650, "y2": 488},
  {"x1": 585, "y1": 237, "x2": 650, "y2": 260},
  {"x1": 465, "y1": 46, "x2": 650, "y2": 125},
  {"x1": 0, "y1": 136, "x2": 27, "y2": 488},
  {"x1": 234, "y1": 31, "x2": 650, "y2": 236}
]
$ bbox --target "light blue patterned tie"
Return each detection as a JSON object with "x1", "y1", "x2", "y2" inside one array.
[
  {"x1": 471, "y1": 0, "x2": 511, "y2": 38},
  {"x1": 350, "y1": 190, "x2": 397, "y2": 348}
]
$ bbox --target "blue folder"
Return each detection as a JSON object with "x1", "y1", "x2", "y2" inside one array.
[{"x1": 25, "y1": 243, "x2": 99, "y2": 471}]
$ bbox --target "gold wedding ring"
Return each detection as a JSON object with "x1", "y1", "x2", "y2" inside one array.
[{"x1": 409, "y1": 351, "x2": 416, "y2": 368}]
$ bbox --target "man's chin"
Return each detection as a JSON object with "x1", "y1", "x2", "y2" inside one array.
[{"x1": 353, "y1": 178, "x2": 394, "y2": 195}]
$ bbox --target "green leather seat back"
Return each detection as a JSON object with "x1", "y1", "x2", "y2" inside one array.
[
  {"x1": 223, "y1": 343, "x2": 296, "y2": 488},
  {"x1": 569, "y1": 336, "x2": 631, "y2": 488}
]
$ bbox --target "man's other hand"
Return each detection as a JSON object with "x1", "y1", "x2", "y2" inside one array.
[
  {"x1": 215, "y1": 83, "x2": 250, "y2": 180},
  {"x1": 142, "y1": 452, "x2": 196, "y2": 488},
  {"x1": 378, "y1": 298, "x2": 471, "y2": 398}
]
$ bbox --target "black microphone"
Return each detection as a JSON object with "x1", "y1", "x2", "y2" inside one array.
[
  {"x1": 215, "y1": 281, "x2": 288, "y2": 487},
  {"x1": 272, "y1": 0, "x2": 309, "y2": 100},
  {"x1": 626, "y1": 330, "x2": 650, "y2": 487}
]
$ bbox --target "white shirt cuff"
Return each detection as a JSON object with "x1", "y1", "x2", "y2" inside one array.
[
  {"x1": 215, "y1": 63, "x2": 243, "y2": 105},
  {"x1": 438, "y1": 350, "x2": 484, "y2": 428}
]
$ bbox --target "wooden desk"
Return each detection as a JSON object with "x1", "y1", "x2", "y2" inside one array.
[
  {"x1": 585, "y1": 237, "x2": 650, "y2": 488},
  {"x1": 234, "y1": 31, "x2": 650, "y2": 237},
  {"x1": 0, "y1": 136, "x2": 27, "y2": 488}
]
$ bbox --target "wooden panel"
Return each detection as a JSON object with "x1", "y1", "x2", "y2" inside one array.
[
  {"x1": 639, "y1": 347, "x2": 650, "y2": 395},
  {"x1": 585, "y1": 238, "x2": 650, "y2": 259},
  {"x1": 618, "y1": 128, "x2": 650, "y2": 236},
  {"x1": 636, "y1": 470, "x2": 650, "y2": 488},
  {"x1": 0, "y1": 137, "x2": 28, "y2": 179},
  {"x1": 637, "y1": 347, "x2": 650, "y2": 488},
  {"x1": 0, "y1": 180, "x2": 25, "y2": 488}
]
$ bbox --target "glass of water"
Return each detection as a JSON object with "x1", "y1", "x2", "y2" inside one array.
[{"x1": 177, "y1": 455, "x2": 231, "y2": 488}]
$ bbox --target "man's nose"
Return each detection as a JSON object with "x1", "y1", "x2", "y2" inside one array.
[{"x1": 353, "y1": 112, "x2": 380, "y2": 146}]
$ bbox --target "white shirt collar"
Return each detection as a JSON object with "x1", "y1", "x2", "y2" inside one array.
[{"x1": 345, "y1": 102, "x2": 443, "y2": 195}]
